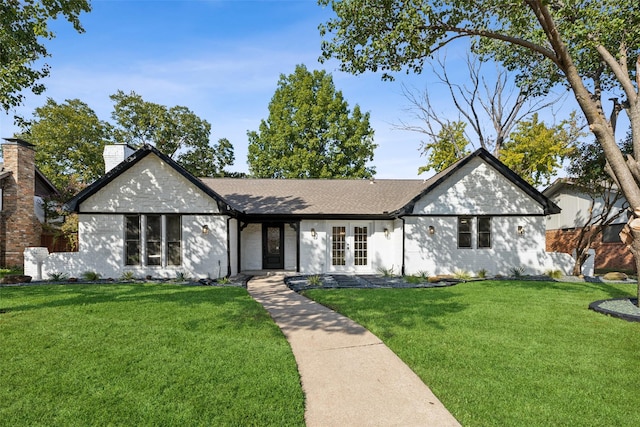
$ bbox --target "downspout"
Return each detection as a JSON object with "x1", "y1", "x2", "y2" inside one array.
[
  {"x1": 401, "y1": 216, "x2": 406, "y2": 276},
  {"x1": 226, "y1": 216, "x2": 232, "y2": 277}
]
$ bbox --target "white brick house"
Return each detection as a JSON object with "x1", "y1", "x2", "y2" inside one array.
[{"x1": 25, "y1": 145, "x2": 573, "y2": 279}]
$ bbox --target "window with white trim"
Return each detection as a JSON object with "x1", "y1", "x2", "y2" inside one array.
[
  {"x1": 458, "y1": 217, "x2": 472, "y2": 248},
  {"x1": 125, "y1": 214, "x2": 182, "y2": 267},
  {"x1": 477, "y1": 217, "x2": 492, "y2": 248}
]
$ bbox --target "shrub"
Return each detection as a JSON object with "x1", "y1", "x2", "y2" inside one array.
[
  {"x1": 217, "y1": 276, "x2": 231, "y2": 284},
  {"x1": 477, "y1": 268, "x2": 488, "y2": 279},
  {"x1": 454, "y1": 269, "x2": 472, "y2": 281},
  {"x1": 120, "y1": 271, "x2": 136, "y2": 281},
  {"x1": 175, "y1": 271, "x2": 190, "y2": 282},
  {"x1": 81, "y1": 271, "x2": 101, "y2": 281},
  {"x1": 404, "y1": 275, "x2": 424, "y2": 284},
  {"x1": 510, "y1": 267, "x2": 526, "y2": 278},
  {"x1": 307, "y1": 275, "x2": 322, "y2": 286},
  {"x1": 377, "y1": 265, "x2": 396, "y2": 277},
  {"x1": 416, "y1": 270, "x2": 431, "y2": 279},
  {"x1": 545, "y1": 269, "x2": 563, "y2": 279},
  {"x1": 48, "y1": 272, "x2": 69, "y2": 282}
]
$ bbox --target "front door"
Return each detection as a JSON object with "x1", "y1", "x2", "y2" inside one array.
[
  {"x1": 330, "y1": 223, "x2": 369, "y2": 271},
  {"x1": 262, "y1": 223, "x2": 284, "y2": 269}
]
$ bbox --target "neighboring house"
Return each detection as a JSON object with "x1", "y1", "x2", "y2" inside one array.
[
  {"x1": 0, "y1": 138, "x2": 59, "y2": 267},
  {"x1": 543, "y1": 179, "x2": 633, "y2": 272},
  {"x1": 25, "y1": 144, "x2": 573, "y2": 279}
]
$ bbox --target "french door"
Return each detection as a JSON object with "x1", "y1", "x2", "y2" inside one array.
[{"x1": 330, "y1": 223, "x2": 369, "y2": 271}]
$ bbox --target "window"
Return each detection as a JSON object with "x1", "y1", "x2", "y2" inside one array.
[
  {"x1": 125, "y1": 214, "x2": 182, "y2": 267},
  {"x1": 332, "y1": 226, "x2": 346, "y2": 266},
  {"x1": 167, "y1": 215, "x2": 181, "y2": 265},
  {"x1": 125, "y1": 215, "x2": 140, "y2": 265},
  {"x1": 602, "y1": 223, "x2": 624, "y2": 243},
  {"x1": 353, "y1": 226, "x2": 368, "y2": 266},
  {"x1": 458, "y1": 217, "x2": 472, "y2": 248},
  {"x1": 478, "y1": 217, "x2": 491, "y2": 248},
  {"x1": 146, "y1": 215, "x2": 162, "y2": 266}
]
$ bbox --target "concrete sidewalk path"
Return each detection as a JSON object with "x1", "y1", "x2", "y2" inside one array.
[{"x1": 247, "y1": 274, "x2": 461, "y2": 427}]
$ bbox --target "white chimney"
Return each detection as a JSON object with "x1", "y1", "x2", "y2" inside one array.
[{"x1": 103, "y1": 144, "x2": 136, "y2": 173}]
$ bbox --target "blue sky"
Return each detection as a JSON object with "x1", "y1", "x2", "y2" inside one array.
[{"x1": 0, "y1": 0, "x2": 587, "y2": 179}]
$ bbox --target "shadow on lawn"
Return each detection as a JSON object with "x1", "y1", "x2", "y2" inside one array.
[{"x1": 0, "y1": 284, "x2": 251, "y2": 315}]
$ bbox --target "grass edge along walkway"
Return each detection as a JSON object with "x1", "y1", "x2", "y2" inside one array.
[
  {"x1": 303, "y1": 279, "x2": 640, "y2": 427},
  {"x1": 0, "y1": 283, "x2": 305, "y2": 426}
]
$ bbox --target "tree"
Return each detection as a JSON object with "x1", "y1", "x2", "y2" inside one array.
[
  {"x1": 564, "y1": 136, "x2": 630, "y2": 275},
  {"x1": 319, "y1": 0, "x2": 640, "y2": 304},
  {"x1": 418, "y1": 121, "x2": 470, "y2": 174},
  {"x1": 18, "y1": 98, "x2": 110, "y2": 190},
  {"x1": 398, "y1": 53, "x2": 560, "y2": 156},
  {"x1": 499, "y1": 113, "x2": 577, "y2": 188},
  {"x1": 110, "y1": 90, "x2": 234, "y2": 177},
  {"x1": 247, "y1": 64, "x2": 376, "y2": 179},
  {"x1": 0, "y1": 0, "x2": 90, "y2": 112}
]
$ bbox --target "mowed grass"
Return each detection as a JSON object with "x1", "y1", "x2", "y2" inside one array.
[
  {"x1": 0, "y1": 284, "x2": 304, "y2": 426},
  {"x1": 303, "y1": 280, "x2": 640, "y2": 426}
]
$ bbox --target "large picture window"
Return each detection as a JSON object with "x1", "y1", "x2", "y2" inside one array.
[{"x1": 125, "y1": 214, "x2": 182, "y2": 267}]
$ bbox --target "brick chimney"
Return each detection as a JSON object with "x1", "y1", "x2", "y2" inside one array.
[{"x1": 0, "y1": 138, "x2": 41, "y2": 267}]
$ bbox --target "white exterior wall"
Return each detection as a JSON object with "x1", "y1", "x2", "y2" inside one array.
[
  {"x1": 414, "y1": 158, "x2": 544, "y2": 215},
  {"x1": 241, "y1": 224, "x2": 262, "y2": 271},
  {"x1": 404, "y1": 216, "x2": 572, "y2": 275},
  {"x1": 284, "y1": 225, "x2": 297, "y2": 270},
  {"x1": 228, "y1": 218, "x2": 238, "y2": 276},
  {"x1": 25, "y1": 154, "x2": 230, "y2": 280},
  {"x1": 404, "y1": 157, "x2": 572, "y2": 275}
]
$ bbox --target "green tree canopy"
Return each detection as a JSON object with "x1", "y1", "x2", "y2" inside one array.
[
  {"x1": 499, "y1": 113, "x2": 577, "y2": 187},
  {"x1": 418, "y1": 121, "x2": 470, "y2": 174},
  {"x1": 18, "y1": 98, "x2": 109, "y2": 191},
  {"x1": 110, "y1": 90, "x2": 234, "y2": 177},
  {"x1": 0, "y1": 0, "x2": 90, "y2": 111},
  {"x1": 247, "y1": 64, "x2": 376, "y2": 178}
]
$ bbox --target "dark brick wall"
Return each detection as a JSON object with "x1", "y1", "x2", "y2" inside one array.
[
  {"x1": 546, "y1": 229, "x2": 635, "y2": 272},
  {"x1": 0, "y1": 141, "x2": 41, "y2": 267}
]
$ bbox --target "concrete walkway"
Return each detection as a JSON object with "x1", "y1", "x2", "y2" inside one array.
[{"x1": 247, "y1": 274, "x2": 461, "y2": 427}]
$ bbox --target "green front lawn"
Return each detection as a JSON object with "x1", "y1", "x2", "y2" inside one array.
[
  {"x1": 303, "y1": 280, "x2": 640, "y2": 426},
  {"x1": 0, "y1": 284, "x2": 304, "y2": 426}
]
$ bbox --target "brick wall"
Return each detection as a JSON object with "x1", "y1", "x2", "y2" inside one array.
[
  {"x1": 546, "y1": 229, "x2": 635, "y2": 272},
  {"x1": 0, "y1": 140, "x2": 42, "y2": 267}
]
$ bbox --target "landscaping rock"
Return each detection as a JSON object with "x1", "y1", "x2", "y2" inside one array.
[
  {"x1": 0, "y1": 275, "x2": 32, "y2": 284},
  {"x1": 602, "y1": 272, "x2": 628, "y2": 281}
]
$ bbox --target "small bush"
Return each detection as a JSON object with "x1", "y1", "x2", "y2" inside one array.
[
  {"x1": 545, "y1": 269, "x2": 563, "y2": 279},
  {"x1": 307, "y1": 275, "x2": 322, "y2": 286},
  {"x1": 377, "y1": 265, "x2": 396, "y2": 277},
  {"x1": 120, "y1": 271, "x2": 136, "y2": 281},
  {"x1": 81, "y1": 271, "x2": 101, "y2": 281},
  {"x1": 217, "y1": 276, "x2": 231, "y2": 284},
  {"x1": 175, "y1": 271, "x2": 190, "y2": 282},
  {"x1": 510, "y1": 266, "x2": 526, "y2": 278},
  {"x1": 48, "y1": 272, "x2": 69, "y2": 282},
  {"x1": 416, "y1": 270, "x2": 431, "y2": 279},
  {"x1": 404, "y1": 275, "x2": 425, "y2": 284},
  {"x1": 477, "y1": 268, "x2": 488, "y2": 279},
  {"x1": 0, "y1": 266, "x2": 23, "y2": 278},
  {"x1": 454, "y1": 269, "x2": 472, "y2": 280}
]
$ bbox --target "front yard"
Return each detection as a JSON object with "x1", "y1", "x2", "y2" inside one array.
[
  {"x1": 303, "y1": 279, "x2": 640, "y2": 426},
  {"x1": 0, "y1": 284, "x2": 305, "y2": 426}
]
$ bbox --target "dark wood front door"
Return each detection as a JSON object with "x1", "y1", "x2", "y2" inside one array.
[{"x1": 262, "y1": 224, "x2": 284, "y2": 269}]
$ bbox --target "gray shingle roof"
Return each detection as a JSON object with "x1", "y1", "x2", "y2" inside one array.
[{"x1": 200, "y1": 178, "x2": 431, "y2": 216}]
